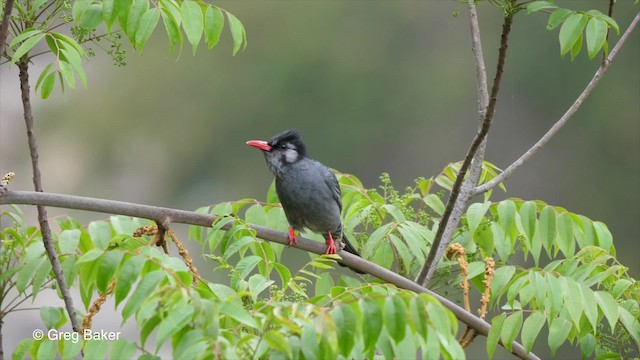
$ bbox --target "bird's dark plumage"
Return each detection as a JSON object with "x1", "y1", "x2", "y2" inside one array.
[{"x1": 247, "y1": 129, "x2": 363, "y2": 273}]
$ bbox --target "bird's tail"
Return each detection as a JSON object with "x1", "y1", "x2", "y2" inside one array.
[{"x1": 339, "y1": 235, "x2": 365, "y2": 274}]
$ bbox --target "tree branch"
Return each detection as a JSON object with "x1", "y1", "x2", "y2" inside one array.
[
  {"x1": 0, "y1": 0, "x2": 15, "y2": 54},
  {"x1": 416, "y1": 3, "x2": 513, "y2": 286},
  {"x1": 0, "y1": 190, "x2": 539, "y2": 359},
  {"x1": 17, "y1": 60, "x2": 82, "y2": 334},
  {"x1": 472, "y1": 12, "x2": 640, "y2": 196}
]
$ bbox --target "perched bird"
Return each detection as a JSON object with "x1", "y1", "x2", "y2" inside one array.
[{"x1": 246, "y1": 129, "x2": 363, "y2": 273}]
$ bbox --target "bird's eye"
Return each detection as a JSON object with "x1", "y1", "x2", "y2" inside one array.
[{"x1": 279, "y1": 143, "x2": 288, "y2": 150}]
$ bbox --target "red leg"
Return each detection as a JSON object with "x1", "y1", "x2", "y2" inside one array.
[
  {"x1": 325, "y1": 231, "x2": 337, "y2": 254},
  {"x1": 288, "y1": 227, "x2": 298, "y2": 246}
]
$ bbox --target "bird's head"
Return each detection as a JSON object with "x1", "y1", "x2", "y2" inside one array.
[{"x1": 246, "y1": 129, "x2": 308, "y2": 176}]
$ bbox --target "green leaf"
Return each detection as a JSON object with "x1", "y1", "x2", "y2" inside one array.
[
  {"x1": 110, "y1": 340, "x2": 137, "y2": 360},
  {"x1": 59, "y1": 47, "x2": 87, "y2": 88},
  {"x1": 126, "y1": 0, "x2": 149, "y2": 44},
  {"x1": 595, "y1": 291, "x2": 619, "y2": 332},
  {"x1": 115, "y1": 255, "x2": 145, "y2": 307},
  {"x1": 181, "y1": 0, "x2": 203, "y2": 54},
  {"x1": 235, "y1": 255, "x2": 262, "y2": 280},
  {"x1": 331, "y1": 305, "x2": 357, "y2": 357},
  {"x1": 103, "y1": 0, "x2": 117, "y2": 30},
  {"x1": 80, "y1": 4, "x2": 103, "y2": 31},
  {"x1": 204, "y1": 6, "x2": 224, "y2": 49},
  {"x1": 12, "y1": 339, "x2": 34, "y2": 360},
  {"x1": 538, "y1": 207, "x2": 556, "y2": 256},
  {"x1": 223, "y1": 236, "x2": 254, "y2": 260},
  {"x1": 219, "y1": 302, "x2": 258, "y2": 329},
  {"x1": 225, "y1": 11, "x2": 246, "y2": 55},
  {"x1": 547, "y1": 8, "x2": 573, "y2": 31},
  {"x1": 83, "y1": 339, "x2": 109, "y2": 360},
  {"x1": 265, "y1": 330, "x2": 292, "y2": 357},
  {"x1": 35, "y1": 63, "x2": 55, "y2": 92},
  {"x1": 592, "y1": 221, "x2": 613, "y2": 252},
  {"x1": 559, "y1": 13, "x2": 588, "y2": 57},
  {"x1": 11, "y1": 33, "x2": 46, "y2": 63},
  {"x1": 135, "y1": 8, "x2": 160, "y2": 51},
  {"x1": 122, "y1": 270, "x2": 165, "y2": 321},
  {"x1": 96, "y1": 250, "x2": 123, "y2": 293},
  {"x1": 556, "y1": 213, "x2": 575, "y2": 257},
  {"x1": 570, "y1": 33, "x2": 582, "y2": 61},
  {"x1": 156, "y1": 304, "x2": 194, "y2": 351},
  {"x1": 360, "y1": 297, "x2": 383, "y2": 352},
  {"x1": 9, "y1": 29, "x2": 43, "y2": 49},
  {"x1": 548, "y1": 318, "x2": 572, "y2": 356},
  {"x1": 500, "y1": 311, "x2": 523, "y2": 352},
  {"x1": 466, "y1": 201, "x2": 490, "y2": 235},
  {"x1": 423, "y1": 194, "x2": 445, "y2": 215},
  {"x1": 384, "y1": 296, "x2": 407, "y2": 343},
  {"x1": 248, "y1": 274, "x2": 274, "y2": 300},
  {"x1": 585, "y1": 17, "x2": 607, "y2": 59},
  {"x1": 487, "y1": 313, "x2": 506, "y2": 359},
  {"x1": 561, "y1": 277, "x2": 584, "y2": 328},
  {"x1": 40, "y1": 71, "x2": 57, "y2": 99},
  {"x1": 77, "y1": 248, "x2": 105, "y2": 264},
  {"x1": 521, "y1": 312, "x2": 546, "y2": 353},
  {"x1": 526, "y1": 1, "x2": 558, "y2": 13},
  {"x1": 491, "y1": 265, "x2": 516, "y2": 302},
  {"x1": 58, "y1": 61, "x2": 76, "y2": 90},
  {"x1": 40, "y1": 307, "x2": 64, "y2": 330},
  {"x1": 36, "y1": 339, "x2": 57, "y2": 360}
]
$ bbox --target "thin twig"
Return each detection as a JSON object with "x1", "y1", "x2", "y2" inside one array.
[
  {"x1": 417, "y1": 3, "x2": 513, "y2": 286},
  {"x1": 601, "y1": 0, "x2": 615, "y2": 66},
  {"x1": 17, "y1": 60, "x2": 82, "y2": 335},
  {"x1": 0, "y1": 189, "x2": 539, "y2": 360},
  {"x1": 473, "y1": 12, "x2": 640, "y2": 196}
]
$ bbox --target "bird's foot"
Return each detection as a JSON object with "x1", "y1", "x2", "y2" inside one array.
[
  {"x1": 325, "y1": 231, "x2": 337, "y2": 254},
  {"x1": 288, "y1": 227, "x2": 298, "y2": 247}
]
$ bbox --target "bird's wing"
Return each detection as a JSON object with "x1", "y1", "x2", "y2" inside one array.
[{"x1": 321, "y1": 166, "x2": 343, "y2": 212}]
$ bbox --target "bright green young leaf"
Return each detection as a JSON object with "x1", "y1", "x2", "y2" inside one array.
[
  {"x1": 135, "y1": 8, "x2": 161, "y2": 51},
  {"x1": 526, "y1": 1, "x2": 558, "y2": 13},
  {"x1": 592, "y1": 221, "x2": 613, "y2": 252},
  {"x1": 103, "y1": 0, "x2": 117, "y2": 30},
  {"x1": 265, "y1": 330, "x2": 292, "y2": 357},
  {"x1": 204, "y1": 6, "x2": 224, "y2": 49},
  {"x1": 423, "y1": 194, "x2": 445, "y2": 215},
  {"x1": 126, "y1": 0, "x2": 150, "y2": 43},
  {"x1": 548, "y1": 318, "x2": 572, "y2": 356},
  {"x1": 9, "y1": 29, "x2": 43, "y2": 49},
  {"x1": 585, "y1": 17, "x2": 608, "y2": 59},
  {"x1": 59, "y1": 229, "x2": 81, "y2": 254},
  {"x1": 487, "y1": 313, "x2": 506, "y2": 359},
  {"x1": 11, "y1": 33, "x2": 46, "y2": 64},
  {"x1": 466, "y1": 201, "x2": 490, "y2": 236},
  {"x1": 225, "y1": 11, "x2": 246, "y2": 55},
  {"x1": 500, "y1": 311, "x2": 523, "y2": 352},
  {"x1": 538, "y1": 207, "x2": 556, "y2": 255},
  {"x1": 235, "y1": 255, "x2": 262, "y2": 280},
  {"x1": 40, "y1": 71, "x2": 57, "y2": 99},
  {"x1": 35, "y1": 63, "x2": 55, "y2": 92},
  {"x1": 559, "y1": 13, "x2": 588, "y2": 57},
  {"x1": 31, "y1": 259, "x2": 52, "y2": 300},
  {"x1": 58, "y1": 61, "x2": 76, "y2": 90},
  {"x1": 521, "y1": 312, "x2": 546, "y2": 353},
  {"x1": 181, "y1": 0, "x2": 204, "y2": 54},
  {"x1": 570, "y1": 33, "x2": 582, "y2": 61},
  {"x1": 547, "y1": 8, "x2": 573, "y2": 31},
  {"x1": 223, "y1": 236, "x2": 254, "y2": 260},
  {"x1": 556, "y1": 213, "x2": 575, "y2": 257}
]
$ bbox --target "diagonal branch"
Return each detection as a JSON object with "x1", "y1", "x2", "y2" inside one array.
[
  {"x1": 0, "y1": 190, "x2": 540, "y2": 360},
  {"x1": 472, "y1": 12, "x2": 640, "y2": 196},
  {"x1": 18, "y1": 60, "x2": 82, "y2": 334},
  {"x1": 416, "y1": 3, "x2": 513, "y2": 286}
]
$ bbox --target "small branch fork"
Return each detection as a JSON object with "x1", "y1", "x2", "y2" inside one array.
[{"x1": 0, "y1": 189, "x2": 539, "y2": 360}]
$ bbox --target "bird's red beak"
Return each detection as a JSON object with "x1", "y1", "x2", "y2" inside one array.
[{"x1": 246, "y1": 140, "x2": 272, "y2": 151}]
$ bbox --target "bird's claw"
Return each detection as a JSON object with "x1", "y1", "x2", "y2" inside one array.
[
  {"x1": 325, "y1": 232, "x2": 337, "y2": 254},
  {"x1": 288, "y1": 227, "x2": 298, "y2": 247}
]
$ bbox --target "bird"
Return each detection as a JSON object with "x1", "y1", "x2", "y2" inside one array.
[{"x1": 246, "y1": 129, "x2": 363, "y2": 273}]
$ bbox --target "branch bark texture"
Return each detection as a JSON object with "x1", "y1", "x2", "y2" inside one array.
[
  {"x1": 0, "y1": 0, "x2": 14, "y2": 54},
  {"x1": 18, "y1": 60, "x2": 82, "y2": 334},
  {"x1": 1, "y1": 190, "x2": 539, "y2": 360},
  {"x1": 416, "y1": 8, "x2": 513, "y2": 286},
  {"x1": 472, "y1": 12, "x2": 640, "y2": 196}
]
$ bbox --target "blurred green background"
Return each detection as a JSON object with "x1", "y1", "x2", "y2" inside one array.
[{"x1": 1, "y1": 1, "x2": 638, "y2": 358}]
